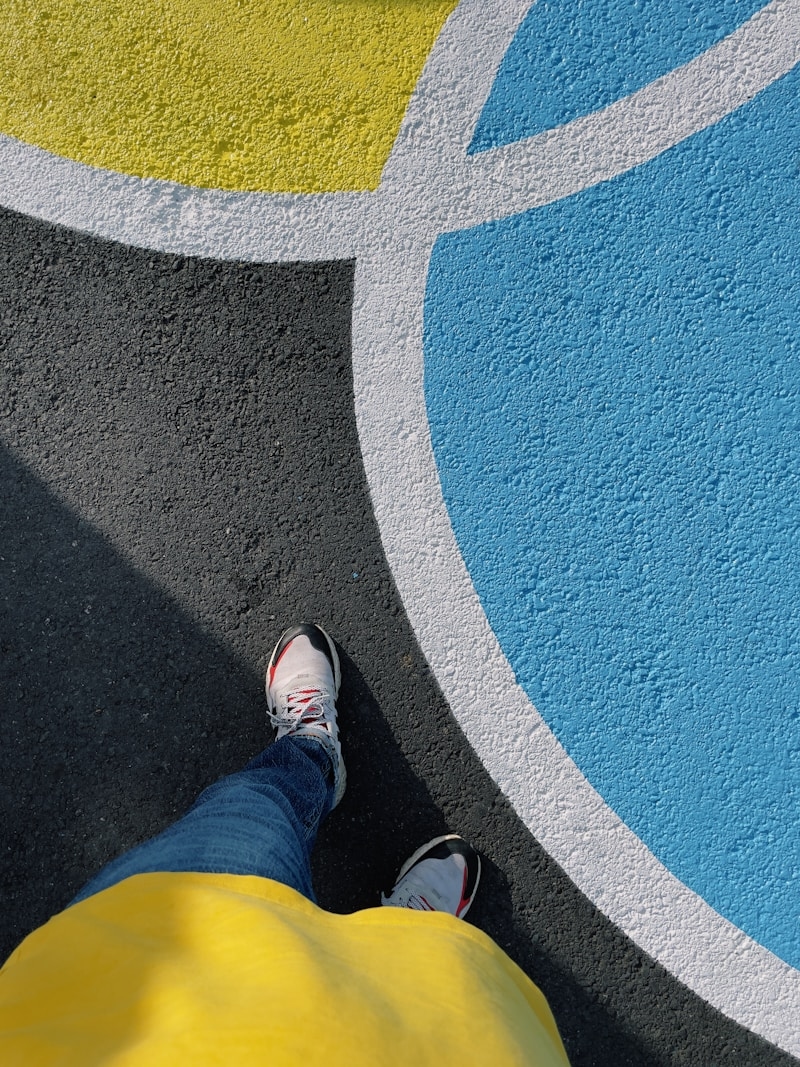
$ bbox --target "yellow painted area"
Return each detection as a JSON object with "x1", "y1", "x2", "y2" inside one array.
[{"x1": 0, "y1": 0, "x2": 457, "y2": 193}]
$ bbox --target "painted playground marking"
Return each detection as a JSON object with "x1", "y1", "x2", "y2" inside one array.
[{"x1": 1, "y1": 0, "x2": 798, "y2": 1052}]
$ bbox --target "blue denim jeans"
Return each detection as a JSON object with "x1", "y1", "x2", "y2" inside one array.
[{"x1": 71, "y1": 736, "x2": 335, "y2": 906}]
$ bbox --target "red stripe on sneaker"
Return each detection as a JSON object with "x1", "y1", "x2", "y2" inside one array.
[{"x1": 268, "y1": 644, "x2": 293, "y2": 685}]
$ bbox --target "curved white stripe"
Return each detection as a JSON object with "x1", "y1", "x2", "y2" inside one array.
[
  {"x1": 353, "y1": 0, "x2": 800, "y2": 1056},
  {"x1": 0, "y1": 136, "x2": 369, "y2": 262},
  {"x1": 453, "y1": 0, "x2": 800, "y2": 228},
  {"x1": 381, "y1": 0, "x2": 531, "y2": 178},
  {"x1": 1, "y1": 0, "x2": 798, "y2": 1051},
  {"x1": 352, "y1": 241, "x2": 800, "y2": 1059}
]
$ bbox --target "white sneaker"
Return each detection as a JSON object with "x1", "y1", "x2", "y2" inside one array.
[
  {"x1": 265, "y1": 623, "x2": 345, "y2": 807},
  {"x1": 381, "y1": 835, "x2": 481, "y2": 918}
]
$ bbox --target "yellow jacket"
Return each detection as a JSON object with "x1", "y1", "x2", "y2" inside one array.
[{"x1": 0, "y1": 871, "x2": 570, "y2": 1065}]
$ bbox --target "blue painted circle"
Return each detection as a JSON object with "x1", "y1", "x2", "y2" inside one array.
[
  {"x1": 470, "y1": 0, "x2": 765, "y2": 149},
  {"x1": 426, "y1": 65, "x2": 799, "y2": 967}
]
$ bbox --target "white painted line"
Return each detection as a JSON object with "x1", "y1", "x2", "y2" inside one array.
[
  {"x1": 453, "y1": 0, "x2": 800, "y2": 228},
  {"x1": 381, "y1": 0, "x2": 532, "y2": 177},
  {"x1": 0, "y1": 140, "x2": 368, "y2": 261}
]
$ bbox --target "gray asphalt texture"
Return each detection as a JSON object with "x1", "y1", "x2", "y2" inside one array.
[{"x1": 1, "y1": 205, "x2": 795, "y2": 1066}]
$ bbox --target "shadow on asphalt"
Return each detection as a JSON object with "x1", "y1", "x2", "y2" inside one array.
[{"x1": 0, "y1": 441, "x2": 265, "y2": 949}]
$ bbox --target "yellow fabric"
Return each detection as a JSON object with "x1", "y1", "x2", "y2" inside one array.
[
  {"x1": 0, "y1": 872, "x2": 570, "y2": 1066},
  {"x1": 0, "y1": 0, "x2": 457, "y2": 193}
]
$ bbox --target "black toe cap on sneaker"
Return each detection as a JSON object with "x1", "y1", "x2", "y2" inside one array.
[
  {"x1": 269, "y1": 623, "x2": 337, "y2": 673},
  {"x1": 421, "y1": 837, "x2": 481, "y2": 904}
]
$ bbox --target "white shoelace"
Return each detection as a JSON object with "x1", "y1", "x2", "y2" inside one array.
[
  {"x1": 404, "y1": 892, "x2": 436, "y2": 911},
  {"x1": 273, "y1": 687, "x2": 333, "y2": 735}
]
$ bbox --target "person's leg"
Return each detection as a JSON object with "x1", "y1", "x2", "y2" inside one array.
[
  {"x1": 71, "y1": 735, "x2": 335, "y2": 905},
  {"x1": 71, "y1": 623, "x2": 343, "y2": 907}
]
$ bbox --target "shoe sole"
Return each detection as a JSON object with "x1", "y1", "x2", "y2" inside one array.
[{"x1": 393, "y1": 834, "x2": 482, "y2": 918}]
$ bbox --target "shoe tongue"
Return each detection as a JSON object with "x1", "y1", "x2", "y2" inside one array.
[{"x1": 284, "y1": 674, "x2": 329, "y2": 693}]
